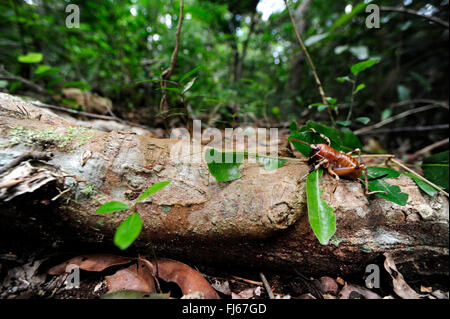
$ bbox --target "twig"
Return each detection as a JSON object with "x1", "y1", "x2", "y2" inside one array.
[
  {"x1": 407, "y1": 138, "x2": 449, "y2": 162},
  {"x1": 31, "y1": 100, "x2": 153, "y2": 131},
  {"x1": 355, "y1": 124, "x2": 449, "y2": 135},
  {"x1": 0, "y1": 65, "x2": 46, "y2": 94},
  {"x1": 389, "y1": 158, "x2": 449, "y2": 197},
  {"x1": 380, "y1": 6, "x2": 449, "y2": 29},
  {"x1": 259, "y1": 272, "x2": 274, "y2": 299},
  {"x1": 284, "y1": 0, "x2": 334, "y2": 124},
  {"x1": 160, "y1": 0, "x2": 184, "y2": 113},
  {"x1": 389, "y1": 99, "x2": 448, "y2": 109},
  {"x1": 354, "y1": 104, "x2": 446, "y2": 135},
  {"x1": 346, "y1": 76, "x2": 357, "y2": 122},
  {"x1": 231, "y1": 275, "x2": 263, "y2": 286}
]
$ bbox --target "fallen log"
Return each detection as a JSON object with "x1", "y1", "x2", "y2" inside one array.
[{"x1": 0, "y1": 93, "x2": 448, "y2": 278}]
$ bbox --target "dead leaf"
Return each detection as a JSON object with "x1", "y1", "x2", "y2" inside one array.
[
  {"x1": 105, "y1": 261, "x2": 155, "y2": 293},
  {"x1": 2, "y1": 259, "x2": 46, "y2": 293},
  {"x1": 237, "y1": 287, "x2": 255, "y2": 299},
  {"x1": 146, "y1": 258, "x2": 220, "y2": 299},
  {"x1": 338, "y1": 283, "x2": 381, "y2": 299},
  {"x1": 211, "y1": 280, "x2": 231, "y2": 295},
  {"x1": 47, "y1": 254, "x2": 133, "y2": 275},
  {"x1": 383, "y1": 253, "x2": 423, "y2": 299}
]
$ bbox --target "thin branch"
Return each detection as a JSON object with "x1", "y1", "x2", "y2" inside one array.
[
  {"x1": 31, "y1": 100, "x2": 154, "y2": 131},
  {"x1": 355, "y1": 124, "x2": 449, "y2": 135},
  {"x1": 0, "y1": 65, "x2": 46, "y2": 94},
  {"x1": 380, "y1": 6, "x2": 449, "y2": 29},
  {"x1": 160, "y1": 0, "x2": 184, "y2": 112},
  {"x1": 284, "y1": 0, "x2": 334, "y2": 124},
  {"x1": 389, "y1": 158, "x2": 449, "y2": 197},
  {"x1": 408, "y1": 138, "x2": 449, "y2": 162},
  {"x1": 259, "y1": 272, "x2": 274, "y2": 299},
  {"x1": 354, "y1": 104, "x2": 447, "y2": 135}
]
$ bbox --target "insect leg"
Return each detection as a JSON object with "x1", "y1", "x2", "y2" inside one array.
[
  {"x1": 300, "y1": 158, "x2": 328, "y2": 181},
  {"x1": 327, "y1": 167, "x2": 340, "y2": 181},
  {"x1": 363, "y1": 166, "x2": 388, "y2": 195},
  {"x1": 309, "y1": 128, "x2": 331, "y2": 146}
]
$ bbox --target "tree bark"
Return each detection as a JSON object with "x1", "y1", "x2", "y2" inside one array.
[
  {"x1": 285, "y1": 0, "x2": 311, "y2": 97},
  {"x1": 0, "y1": 93, "x2": 448, "y2": 278}
]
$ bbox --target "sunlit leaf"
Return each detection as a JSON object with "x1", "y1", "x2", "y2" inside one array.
[
  {"x1": 136, "y1": 181, "x2": 171, "y2": 203},
  {"x1": 350, "y1": 58, "x2": 380, "y2": 76},
  {"x1": 205, "y1": 149, "x2": 244, "y2": 182},
  {"x1": 96, "y1": 201, "x2": 130, "y2": 214},
  {"x1": 421, "y1": 151, "x2": 449, "y2": 190},
  {"x1": 114, "y1": 213, "x2": 143, "y2": 250},
  {"x1": 306, "y1": 170, "x2": 336, "y2": 245},
  {"x1": 18, "y1": 52, "x2": 43, "y2": 63}
]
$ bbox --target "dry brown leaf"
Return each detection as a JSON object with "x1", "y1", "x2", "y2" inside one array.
[
  {"x1": 47, "y1": 254, "x2": 133, "y2": 275},
  {"x1": 105, "y1": 261, "x2": 155, "y2": 293},
  {"x1": 338, "y1": 283, "x2": 381, "y2": 299},
  {"x1": 383, "y1": 253, "x2": 423, "y2": 299},
  {"x1": 147, "y1": 258, "x2": 220, "y2": 299}
]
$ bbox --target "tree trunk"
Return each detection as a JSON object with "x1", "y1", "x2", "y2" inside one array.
[
  {"x1": 0, "y1": 93, "x2": 448, "y2": 278},
  {"x1": 285, "y1": 0, "x2": 312, "y2": 98}
]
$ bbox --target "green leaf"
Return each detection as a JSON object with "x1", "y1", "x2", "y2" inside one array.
[
  {"x1": 114, "y1": 213, "x2": 143, "y2": 250},
  {"x1": 180, "y1": 65, "x2": 204, "y2": 83},
  {"x1": 397, "y1": 85, "x2": 411, "y2": 101},
  {"x1": 365, "y1": 166, "x2": 401, "y2": 179},
  {"x1": 34, "y1": 65, "x2": 52, "y2": 75},
  {"x1": 336, "y1": 120, "x2": 351, "y2": 127},
  {"x1": 336, "y1": 76, "x2": 351, "y2": 83},
  {"x1": 205, "y1": 148, "x2": 244, "y2": 182},
  {"x1": 317, "y1": 105, "x2": 328, "y2": 112},
  {"x1": 289, "y1": 120, "x2": 298, "y2": 133},
  {"x1": 306, "y1": 170, "x2": 336, "y2": 245},
  {"x1": 364, "y1": 167, "x2": 408, "y2": 205},
  {"x1": 402, "y1": 172, "x2": 438, "y2": 197},
  {"x1": 182, "y1": 77, "x2": 196, "y2": 94},
  {"x1": 304, "y1": 33, "x2": 329, "y2": 47},
  {"x1": 326, "y1": 97, "x2": 337, "y2": 104},
  {"x1": 256, "y1": 156, "x2": 286, "y2": 171},
  {"x1": 63, "y1": 81, "x2": 90, "y2": 91},
  {"x1": 96, "y1": 201, "x2": 130, "y2": 214},
  {"x1": 421, "y1": 151, "x2": 449, "y2": 190},
  {"x1": 350, "y1": 58, "x2": 380, "y2": 76},
  {"x1": 356, "y1": 117, "x2": 370, "y2": 124},
  {"x1": 381, "y1": 109, "x2": 392, "y2": 121},
  {"x1": 18, "y1": 52, "x2": 43, "y2": 63},
  {"x1": 349, "y1": 46, "x2": 369, "y2": 60},
  {"x1": 330, "y1": 1, "x2": 371, "y2": 31},
  {"x1": 271, "y1": 107, "x2": 280, "y2": 116},
  {"x1": 136, "y1": 181, "x2": 171, "y2": 203},
  {"x1": 367, "y1": 180, "x2": 409, "y2": 205},
  {"x1": 354, "y1": 83, "x2": 366, "y2": 94},
  {"x1": 334, "y1": 45, "x2": 349, "y2": 55}
]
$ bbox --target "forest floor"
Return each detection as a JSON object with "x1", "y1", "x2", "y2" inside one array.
[{"x1": 1, "y1": 233, "x2": 448, "y2": 300}]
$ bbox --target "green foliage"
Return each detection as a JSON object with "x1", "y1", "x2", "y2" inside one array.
[
  {"x1": 17, "y1": 52, "x2": 43, "y2": 63},
  {"x1": 365, "y1": 167, "x2": 409, "y2": 205},
  {"x1": 306, "y1": 170, "x2": 336, "y2": 245},
  {"x1": 421, "y1": 151, "x2": 449, "y2": 190},
  {"x1": 96, "y1": 201, "x2": 130, "y2": 214},
  {"x1": 114, "y1": 213, "x2": 143, "y2": 250},
  {"x1": 205, "y1": 148, "x2": 245, "y2": 182},
  {"x1": 350, "y1": 58, "x2": 380, "y2": 76},
  {"x1": 136, "y1": 181, "x2": 171, "y2": 203},
  {"x1": 402, "y1": 172, "x2": 438, "y2": 197},
  {"x1": 96, "y1": 181, "x2": 171, "y2": 250}
]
